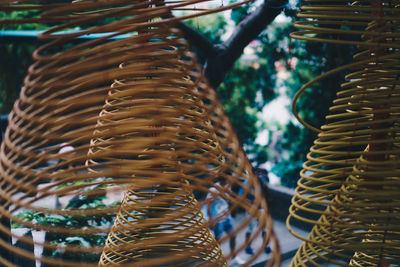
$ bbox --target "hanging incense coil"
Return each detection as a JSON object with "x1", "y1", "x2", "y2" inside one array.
[
  {"x1": 0, "y1": 1, "x2": 280, "y2": 266},
  {"x1": 288, "y1": 0, "x2": 400, "y2": 265},
  {"x1": 291, "y1": 0, "x2": 400, "y2": 48}
]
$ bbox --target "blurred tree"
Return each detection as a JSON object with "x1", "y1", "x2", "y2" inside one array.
[
  {"x1": 178, "y1": 0, "x2": 288, "y2": 167},
  {"x1": 0, "y1": 8, "x2": 49, "y2": 110},
  {"x1": 179, "y1": 1, "x2": 355, "y2": 187},
  {"x1": 271, "y1": 39, "x2": 356, "y2": 187}
]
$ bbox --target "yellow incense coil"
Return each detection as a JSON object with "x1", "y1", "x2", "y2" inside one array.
[
  {"x1": 291, "y1": 0, "x2": 400, "y2": 48},
  {"x1": 288, "y1": 0, "x2": 400, "y2": 265},
  {"x1": 0, "y1": 1, "x2": 280, "y2": 266}
]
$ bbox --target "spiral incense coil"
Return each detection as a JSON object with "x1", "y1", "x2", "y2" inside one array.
[
  {"x1": 0, "y1": 1, "x2": 280, "y2": 266},
  {"x1": 288, "y1": 0, "x2": 400, "y2": 265},
  {"x1": 291, "y1": 0, "x2": 400, "y2": 48}
]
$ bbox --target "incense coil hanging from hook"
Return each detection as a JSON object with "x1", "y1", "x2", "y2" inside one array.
[
  {"x1": 0, "y1": 0, "x2": 280, "y2": 266},
  {"x1": 288, "y1": 0, "x2": 400, "y2": 265}
]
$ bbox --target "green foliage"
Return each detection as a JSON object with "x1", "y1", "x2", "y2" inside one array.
[
  {"x1": 218, "y1": 60, "x2": 274, "y2": 136},
  {"x1": 185, "y1": 14, "x2": 227, "y2": 44},
  {"x1": 185, "y1": 10, "x2": 276, "y2": 166},
  {"x1": 0, "y1": 8, "x2": 130, "y2": 114},
  {"x1": 217, "y1": 58, "x2": 275, "y2": 165},
  {"x1": 271, "y1": 36, "x2": 355, "y2": 187},
  {"x1": 0, "y1": 10, "x2": 48, "y2": 30},
  {"x1": 14, "y1": 195, "x2": 118, "y2": 263},
  {"x1": 0, "y1": 43, "x2": 35, "y2": 113},
  {"x1": 0, "y1": 9, "x2": 46, "y2": 114},
  {"x1": 230, "y1": 3, "x2": 251, "y2": 24},
  {"x1": 201, "y1": 5, "x2": 355, "y2": 187}
]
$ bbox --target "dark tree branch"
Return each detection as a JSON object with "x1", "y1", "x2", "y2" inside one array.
[
  {"x1": 177, "y1": 21, "x2": 214, "y2": 56},
  {"x1": 222, "y1": 0, "x2": 287, "y2": 71},
  {"x1": 177, "y1": 0, "x2": 287, "y2": 88},
  {"x1": 224, "y1": 0, "x2": 288, "y2": 63}
]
